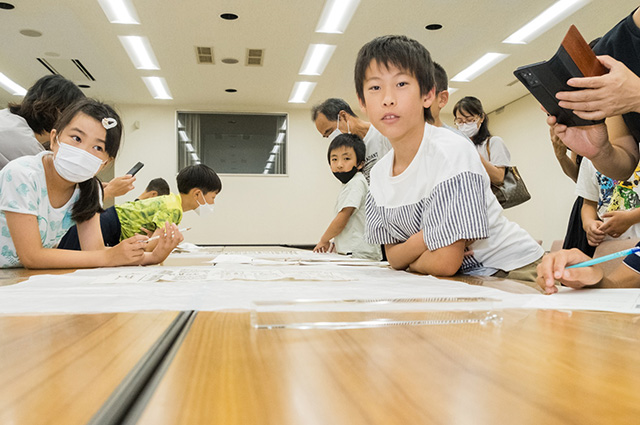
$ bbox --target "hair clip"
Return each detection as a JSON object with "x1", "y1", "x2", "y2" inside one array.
[{"x1": 102, "y1": 117, "x2": 117, "y2": 130}]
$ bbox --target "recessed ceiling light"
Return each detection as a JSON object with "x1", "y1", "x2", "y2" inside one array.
[
  {"x1": 0, "y1": 72, "x2": 27, "y2": 96},
  {"x1": 0, "y1": 3, "x2": 15, "y2": 10},
  {"x1": 20, "y1": 29, "x2": 42, "y2": 37},
  {"x1": 221, "y1": 58, "x2": 239, "y2": 64},
  {"x1": 97, "y1": 0, "x2": 140, "y2": 24},
  {"x1": 141, "y1": 76, "x2": 172, "y2": 99},
  {"x1": 288, "y1": 81, "x2": 316, "y2": 103},
  {"x1": 503, "y1": 0, "x2": 590, "y2": 44},
  {"x1": 315, "y1": 0, "x2": 360, "y2": 34},
  {"x1": 220, "y1": 13, "x2": 238, "y2": 20},
  {"x1": 299, "y1": 44, "x2": 336, "y2": 76},
  {"x1": 225, "y1": 88, "x2": 237, "y2": 93},
  {"x1": 119, "y1": 35, "x2": 160, "y2": 70},
  {"x1": 451, "y1": 53, "x2": 509, "y2": 82},
  {"x1": 425, "y1": 24, "x2": 442, "y2": 31}
]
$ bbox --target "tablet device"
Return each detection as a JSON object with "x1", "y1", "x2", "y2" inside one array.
[
  {"x1": 513, "y1": 25, "x2": 608, "y2": 127},
  {"x1": 126, "y1": 161, "x2": 144, "y2": 176}
]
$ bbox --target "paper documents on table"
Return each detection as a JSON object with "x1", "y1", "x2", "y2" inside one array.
[
  {"x1": 2, "y1": 261, "x2": 640, "y2": 314},
  {"x1": 209, "y1": 251, "x2": 388, "y2": 267},
  {"x1": 91, "y1": 267, "x2": 354, "y2": 284}
]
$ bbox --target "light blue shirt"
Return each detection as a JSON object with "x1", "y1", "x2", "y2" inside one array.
[{"x1": 0, "y1": 151, "x2": 79, "y2": 268}]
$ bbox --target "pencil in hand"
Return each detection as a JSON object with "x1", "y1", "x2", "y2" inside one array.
[{"x1": 143, "y1": 227, "x2": 191, "y2": 243}]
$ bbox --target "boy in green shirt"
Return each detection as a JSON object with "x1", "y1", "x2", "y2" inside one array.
[{"x1": 58, "y1": 164, "x2": 221, "y2": 250}]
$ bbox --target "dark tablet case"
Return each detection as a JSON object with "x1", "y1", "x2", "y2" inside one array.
[{"x1": 513, "y1": 25, "x2": 608, "y2": 127}]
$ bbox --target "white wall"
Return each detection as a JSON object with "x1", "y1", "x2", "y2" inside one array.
[
  {"x1": 114, "y1": 105, "x2": 340, "y2": 246},
  {"x1": 485, "y1": 95, "x2": 576, "y2": 250},
  {"x1": 115, "y1": 95, "x2": 575, "y2": 250}
]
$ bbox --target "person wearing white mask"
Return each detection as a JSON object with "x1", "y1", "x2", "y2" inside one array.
[
  {"x1": 58, "y1": 163, "x2": 221, "y2": 252},
  {"x1": 0, "y1": 99, "x2": 183, "y2": 269},
  {"x1": 453, "y1": 96, "x2": 511, "y2": 186},
  {"x1": 312, "y1": 98, "x2": 392, "y2": 182}
]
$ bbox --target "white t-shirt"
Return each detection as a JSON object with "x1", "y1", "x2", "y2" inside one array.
[
  {"x1": 362, "y1": 125, "x2": 392, "y2": 182},
  {"x1": 333, "y1": 172, "x2": 382, "y2": 261},
  {"x1": 576, "y1": 158, "x2": 640, "y2": 240},
  {"x1": 0, "y1": 108, "x2": 44, "y2": 171},
  {"x1": 365, "y1": 123, "x2": 543, "y2": 275},
  {"x1": 0, "y1": 151, "x2": 79, "y2": 268},
  {"x1": 477, "y1": 136, "x2": 510, "y2": 167}
]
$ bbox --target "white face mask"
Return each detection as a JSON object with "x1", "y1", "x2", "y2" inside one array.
[
  {"x1": 457, "y1": 122, "x2": 480, "y2": 139},
  {"x1": 194, "y1": 195, "x2": 215, "y2": 216},
  {"x1": 328, "y1": 113, "x2": 350, "y2": 141},
  {"x1": 53, "y1": 137, "x2": 105, "y2": 183}
]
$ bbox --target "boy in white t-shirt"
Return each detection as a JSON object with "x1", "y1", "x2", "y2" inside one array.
[
  {"x1": 576, "y1": 157, "x2": 640, "y2": 246},
  {"x1": 354, "y1": 35, "x2": 543, "y2": 278},
  {"x1": 313, "y1": 134, "x2": 382, "y2": 260}
]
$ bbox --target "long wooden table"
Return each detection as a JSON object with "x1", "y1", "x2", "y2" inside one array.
[
  {"x1": 1, "y1": 248, "x2": 639, "y2": 424},
  {"x1": 135, "y1": 309, "x2": 640, "y2": 425}
]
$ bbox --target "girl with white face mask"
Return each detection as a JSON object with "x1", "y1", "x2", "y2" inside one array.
[
  {"x1": 0, "y1": 98, "x2": 182, "y2": 269},
  {"x1": 453, "y1": 96, "x2": 512, "y2": 186}
]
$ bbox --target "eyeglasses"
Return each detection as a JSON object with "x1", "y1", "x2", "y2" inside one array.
[{"x1": 454, "y1": 116, "x2": 480, "y2": 126}]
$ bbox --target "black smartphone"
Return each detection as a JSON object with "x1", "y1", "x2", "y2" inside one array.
[
  {"x1": 513, "y1": 25, "x2": 607, "y2": 127},
  {"x1": 126, "y1": 161, "x2": 144, "y2": 176}
]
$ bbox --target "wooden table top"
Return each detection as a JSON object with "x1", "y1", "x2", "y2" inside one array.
[
  {"x1": 136, "y1": 309, "x2": 640, "y2": 425},
  {"x1": 0, "y1": 311, "x2": 179, "y2": 425}
]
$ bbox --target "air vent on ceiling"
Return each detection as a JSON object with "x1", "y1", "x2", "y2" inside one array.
[
  {"x1": 196, "y1": 46, "x2": 214, "y2": 64},
  {"x1": 246, "y1": 48, "x2": 264, "y2": 66},
  {"x1": 37, "y1": 58, "x2": 96, "y2": 81}
]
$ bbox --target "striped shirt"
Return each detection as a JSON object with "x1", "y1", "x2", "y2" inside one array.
[{"x1": 366, "y1": 123, "x2": 543, "y2": 274}]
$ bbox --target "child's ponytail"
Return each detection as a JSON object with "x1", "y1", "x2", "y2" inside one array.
[{"x1": 72, "y1": 177, "x2": 105, "y2": 223}]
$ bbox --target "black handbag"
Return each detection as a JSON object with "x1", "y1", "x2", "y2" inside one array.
[{"x1": 487, "y1": 139, "x2": 531, "y2": 209}]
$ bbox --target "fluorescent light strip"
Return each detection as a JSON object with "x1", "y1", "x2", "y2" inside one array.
[
  {"x1": 0, "y1": 73, "x2": 27, "y2": 96},
  {"x1": 119, "y1": 36, "x2": 160, "y2": 70},
  {"x1": 97, "y1": 0, "x2": 140, "y2": 24},
  {"x1": 448, "y1": 87, "x2": 458, "y2": 94},
  {"x1": 299, "y1": 44, "x2": 336, "y2": 76},
  {"x1": 451, "y1": 53, "x2": 509, "y2": 82},
  {"x1": 316, "y1": 0, "x2": 360, "y2": 34},
  {"x1": 503, "y1": 0, "x2": 590, "y2": 44},
  {"x1": 142, "y1": 76, "x2": 173, "y2": 99},
  {"x1": 288, "y1": 81, "x2": 317, "y2": 103}
]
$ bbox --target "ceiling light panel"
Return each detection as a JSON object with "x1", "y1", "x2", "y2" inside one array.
[
  {"x1": 503, "y1": 0, "x2": 591, "y2": 44},
  {"x1": 98, "y1": 0, "x2": 140, "y2": 24},
  {"x1": 0, "y1": 73, "x2": 27, "y2": 96},
  {"x1": 288, "y1": 81, "x2": 317, "y2": 104},
  {"x1": 299, "y1": 44, "x2": 336, "y2": 76},
  {"x1": 119, "y1": 36, "x2": 160, "y2": 70},
  {"x1": 142, "y1": 76, "x2": 172, "y2": 99},
  {"x1": 451, "y1": 53, "x2": 509, "y2": 82},
  {"x1": 316, "y1": 0, "x2": 360, "y2": 34}
]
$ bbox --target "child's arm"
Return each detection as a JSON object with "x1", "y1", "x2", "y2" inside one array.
[
  {"x1": 103, "y1": 175, "x2": 136, "y2": 200},
  {"x1": 478, "y1": 155, "x2": 506, "y2": 186},
  {"x1": 6, "y1": 211, "x2": 147, "y2": 269},
  {"x1": 384, "y1": 231, "x2": 429, "y2": 270},
  {"x1": 408, "y1": 239, "x2": 466, "y2": 277},
  {"x1": 314, "y1": 207, "x2": 355, "y2": 253},
  {"x1": 536, "y1": 248, "x2": 640, "y2": 294},
  {"x1": 581, "y1": 199, "x2": 606, "y2": 246},
  {"x1": 599, "y1": 207, "x2": 640, "y2": 237}
]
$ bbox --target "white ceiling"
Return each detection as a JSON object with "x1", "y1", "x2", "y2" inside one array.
[{"x1": 0, "y1": 0, "x2": 636, "y2": 117}]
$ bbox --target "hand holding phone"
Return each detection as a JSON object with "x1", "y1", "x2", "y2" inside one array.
[{"x1": 126, "y1": 162, "x2": 144, "y2": 176}]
